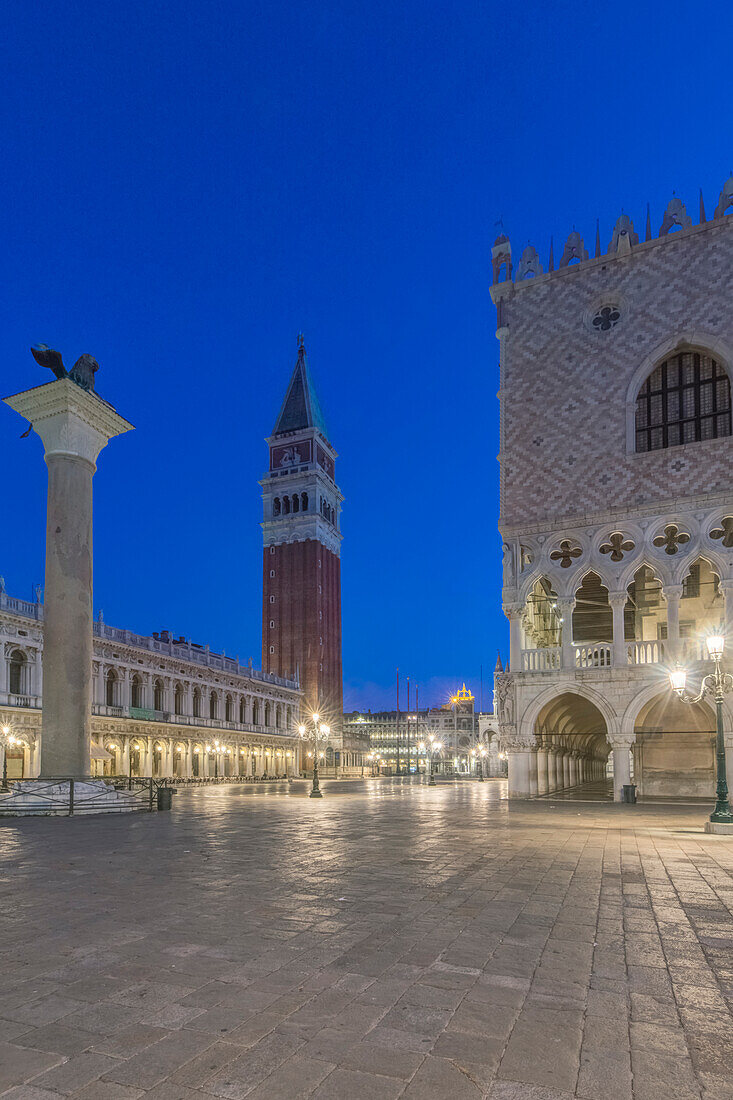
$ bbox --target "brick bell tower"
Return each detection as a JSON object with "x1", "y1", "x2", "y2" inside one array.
[{"x1": 260, "y1": 336, "x2": 343, "y2": 731}]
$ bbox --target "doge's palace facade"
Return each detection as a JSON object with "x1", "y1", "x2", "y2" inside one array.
[
  {"x1": 0, "y1": 582, "x2": 302, "y2": 781},
  {"x1": 492, "y1": 176, "x2": 733, "y2": 801}
]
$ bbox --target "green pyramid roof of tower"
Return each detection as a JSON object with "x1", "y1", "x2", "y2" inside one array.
[{"x1": 272, "y1": 338, "x2": 329, "y2": 439}]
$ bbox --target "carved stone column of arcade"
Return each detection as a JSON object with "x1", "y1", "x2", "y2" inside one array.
[
  {"x1": 559, "y1": 599, "x2": 577, "y2": 671},
  {"x1": 608, "y1": 733, "x2": 635, "y2": 801},
  {"x1": 545, "y1": 746, "x2": 557, "y2": 792},
  {"x1": 563, "y1": 751, "x2": 571, "y2": 789},
  {"x1": 721, "y1": 581, "x2": 733, "y2": 650},
  {"x1": 553, "y1": 746, "x2": 564, "y2": 790},
  {"x1": 4, "y1": 377, "x2": 132, "y2": 779},
  {"x1": 568, "y1": 751, "x2": 578, "y2": 787},
  {"x1": 527, "y1": 748, "x2": 538, "y2": 797},
  {"x1": 504, "y1": 605, "x2": 523, "y2": 672},
  {"x1": 663, "y1": 585, "x2": 683, "y2": 662},
  {"x1": 536, "y1": 741, "x2": 549, "y2": 795},
  {"x1": 609, "y1": 593, "x2": 628, "y2": 669},
  {"x1": 506, "y1": 735, "x2": 536, "y2": 798}
]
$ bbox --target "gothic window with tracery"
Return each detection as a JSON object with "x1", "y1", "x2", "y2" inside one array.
[{"x1": 636, "y1": 350, "x2": 731, "y2": 452}]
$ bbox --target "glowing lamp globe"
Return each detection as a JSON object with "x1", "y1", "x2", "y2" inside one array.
[
  {"x1": 706, "y1": 634, "x2": 725, "y2": 659},
  {"x1": 669, "y1": 667, "x2": 687, "y2": 694}
]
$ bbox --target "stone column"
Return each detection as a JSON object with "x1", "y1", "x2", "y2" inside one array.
[
  {"x1": 563, "y1": 752, "x2": 571, "y2": 789},
  {"x1": 507, "y1": 749, "x2": 531, "y2": 798},
  {"x1": 556, "y1": 750, "x2": 566, "y2": 790},
  {"x1": 663, "y1": 584, "x2": 683, "y2": 662},
  {"x1": 545, "y1": 748, "x2": 557, "y2": 791},
  {"x1": 609, "y1": 593, "x2": 628, "y2": 669},
  {"x1": 536, "y1": 744, "x2": 549, "y2": 795},
  {"x1": 527, "y1": 749, "x2": 538, "y2": 797},
  {"x1": 568, "y1": 753, "x2": 577, "y2": 787},
  {"x1": 506, "y1": 736, "x2": 535, "y2": 798},
  {"x1": 505, "y1": 606, "x2": 523, "y2": 671},
  {"x1": 559, "y1": 599, "x2": 576, "y2": 671},
  {"x1": 720, "y1": 582, "x2": 733, "y2": 652},
  {"x1": 4, "y1": 379, "x2": 132, "y2": 778},
  {"x1": 608, "y1": 734, "x2": 635, "y2": 801}
]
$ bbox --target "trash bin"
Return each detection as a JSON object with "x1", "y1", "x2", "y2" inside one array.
[
  {"x1": 622, "y1": 784, "x2": 637, "y2": 804},
  {"x1": 157, "y1": 786, "x2": 175, "y2": 811}
]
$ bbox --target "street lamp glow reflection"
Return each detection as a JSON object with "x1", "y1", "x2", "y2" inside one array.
[{"x1": 670, "y1": 667, "x2": 688, "y2": 694}]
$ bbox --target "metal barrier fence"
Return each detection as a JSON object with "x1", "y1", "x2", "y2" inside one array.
[{"x1": 0, "y1": 776, "x2": 174, "y2": 816}]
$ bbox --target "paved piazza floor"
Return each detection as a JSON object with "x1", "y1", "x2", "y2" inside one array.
[{"x1": 1, "y1": 778, "x2": 733, "y2": 1100}]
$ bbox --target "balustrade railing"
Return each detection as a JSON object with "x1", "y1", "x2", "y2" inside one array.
[
  {"x1": 520, "y1": 636, "x2": 723, "y2": 673},
  {"x1": 89, "y1": 703, "x2": 293, "y2": 738},
  {"x1": 575, "y1": 643, "x2": 612, "y2": 668},
  {"x1": 627, "y1": 640, "x2": 665, "y2": 665},
  {"x1": 522, "y1": 647, "x2": 562, "y2": 671},
  {"x1": 0, "y1": 693, "x2": 41, "y2": 709}
]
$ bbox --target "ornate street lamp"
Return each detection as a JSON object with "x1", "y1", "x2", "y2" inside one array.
[
  {"x1": 420, "y1": 735, "x2": 442, "y2": 786},
  {"x1": 298, "y1": 713, "x2": 330, "y2": 798},
  {"x1": 670, "y1": 633, "x2": 733, "y2": 826},
  {"x1": 0, "y1": 724, "x2": 18, "y2": 791}
]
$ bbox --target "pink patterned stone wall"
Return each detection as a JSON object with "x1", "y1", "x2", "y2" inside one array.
[{"x1": 497, "y1": 218, "x2": 733, "y2": 535}]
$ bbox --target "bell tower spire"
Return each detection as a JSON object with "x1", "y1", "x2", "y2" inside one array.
[{"x1": 260, "y1": 337, "x2": 344, "y2": 735}]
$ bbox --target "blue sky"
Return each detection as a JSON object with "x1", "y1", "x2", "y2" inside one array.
[{"x1": 1, "y1": 0, "x2": 732, "y2": 710}]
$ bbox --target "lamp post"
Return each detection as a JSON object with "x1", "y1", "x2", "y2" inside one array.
[
  {"x1": 472, "y1": 747, "x2": 487, "y2": 781},
  {"x1": 298, "y1": 713, "x2": 330, "y2": 798},
  {"x1": 670, "y1": 633, "x2": 733, "y2": 826},
  {"x1": 419, "y1": 735, "x2": 442, "y2": 785},
  {"x1": 1, "y1": 725, "x2": 17, "y2": 791},
  {"x1": 366, "y1": 752, "x2": 382, "y2": 776}
]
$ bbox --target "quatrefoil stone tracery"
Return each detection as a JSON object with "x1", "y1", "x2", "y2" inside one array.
[
  {"x1": 550, "y1": 540, "x2": 583, "y2": 568},
  {"x1": 710, "y1": 517, "x2": 733, "y2": 548},
  {"x1": 652, "y1": 524, "x2": 691, "y2": 555},
  {"x1": 592, "y1": 305, "x2": 621, "y2": 332},
  {"x1": 600, "y1": 533, "x2": 635, "y2": 562}
]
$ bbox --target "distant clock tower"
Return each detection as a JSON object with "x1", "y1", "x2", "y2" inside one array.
[{"x1": 260, "y1": 336, "x2": 343, "y2": 731}]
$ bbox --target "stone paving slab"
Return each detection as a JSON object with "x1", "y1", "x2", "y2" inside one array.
[{"x1": 0, "y1": 778, "x2": 732, "y2": 1097}]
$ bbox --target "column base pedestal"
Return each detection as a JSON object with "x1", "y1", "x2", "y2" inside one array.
[{"x1": 705, "y1": 820, "x2": 733, "y2": 834}]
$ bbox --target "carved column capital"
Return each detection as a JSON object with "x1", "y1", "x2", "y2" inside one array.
[{"x1": 607, "y1": 733, "x2": 636, "y2": 749}]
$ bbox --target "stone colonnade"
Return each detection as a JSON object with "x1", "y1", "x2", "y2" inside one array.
[
  {"x1": 506, "y1": 740, "x2": 607, "y2": 799},
  {"x1": 102, "y1": 732, "x2": 301, "y2": 779}
]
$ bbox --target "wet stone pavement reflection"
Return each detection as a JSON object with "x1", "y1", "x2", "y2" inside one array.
[{"x1": 0, "y1": 777, "x2": 732, "y2": 1099}]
